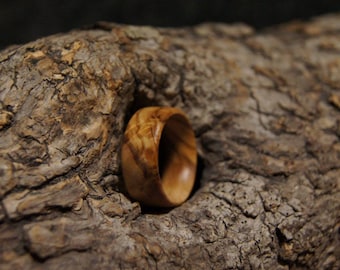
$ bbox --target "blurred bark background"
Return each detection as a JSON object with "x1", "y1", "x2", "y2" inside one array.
[
  {"x1": 1, "y1": 0, "x2": 340, "y2": 50},
  {"x1": 0, "y1": 6, "x2": 340, "y2": 270}
]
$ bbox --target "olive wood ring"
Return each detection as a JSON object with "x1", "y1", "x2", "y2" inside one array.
[{"x1": 121, "y1": 107, "x2": 197, "y2": 207}]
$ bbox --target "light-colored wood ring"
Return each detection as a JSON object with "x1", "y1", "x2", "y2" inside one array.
[{"x1": 121, "y1": 107, "x2": 197, "y2": 207}]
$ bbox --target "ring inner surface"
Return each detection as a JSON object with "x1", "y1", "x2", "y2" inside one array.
[{"x1": 158, "y1": 114, "x2": 197, "y2": 204}]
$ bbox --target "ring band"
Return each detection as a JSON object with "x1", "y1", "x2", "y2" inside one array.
[{"x1": 121, "y1": 107, "x2": 197, "y2": 207}]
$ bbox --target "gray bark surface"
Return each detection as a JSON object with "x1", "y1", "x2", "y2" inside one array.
[{"x1": 0, "y1": 13, "x2": 340, "y2": 269}]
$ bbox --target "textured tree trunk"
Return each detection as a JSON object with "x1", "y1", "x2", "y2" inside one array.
[{"x1": 0, "y1": 13, "x2": 339, "y2": 270}]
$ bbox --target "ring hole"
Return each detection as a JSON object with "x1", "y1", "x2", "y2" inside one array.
[
  {"x1": 158, "y1": 114, "x2": 197, "y2": 205},
  {"x1": 158, "y1": 135, "x2": 172, "y2": 179},
  {"x1": 125, "y1": 91, "x2": 157, "y2": 125}
]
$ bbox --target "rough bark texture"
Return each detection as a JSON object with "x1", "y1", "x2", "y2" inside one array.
[{"x1": 0, "y1": 13, "x2": 340, "y2": 270}]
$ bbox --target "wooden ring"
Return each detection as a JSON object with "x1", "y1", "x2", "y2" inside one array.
[{"x1": 121, "y1": 107, "x2": 197, "y2": 207}]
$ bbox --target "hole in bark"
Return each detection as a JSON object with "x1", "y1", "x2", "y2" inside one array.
[
  {"x1": 124, "y1": 87, "x2": 157, "y2": 126},
  {"x1": 276, "y1": 228, "x2": 294, "y2": 266},
  {"x1": 277, "y1": 255, "x2": 292, "y2": 267},
  {"x1": 275, "y1": 227, "x2": 287, "y2": 245},
  {"x1": 125, "y1": 90, "x2": 205, "y2": 213}
]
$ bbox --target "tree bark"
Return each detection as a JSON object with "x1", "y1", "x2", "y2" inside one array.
[{"x1": 0, "y1": 13, "x2": 340, "y2": 270}]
